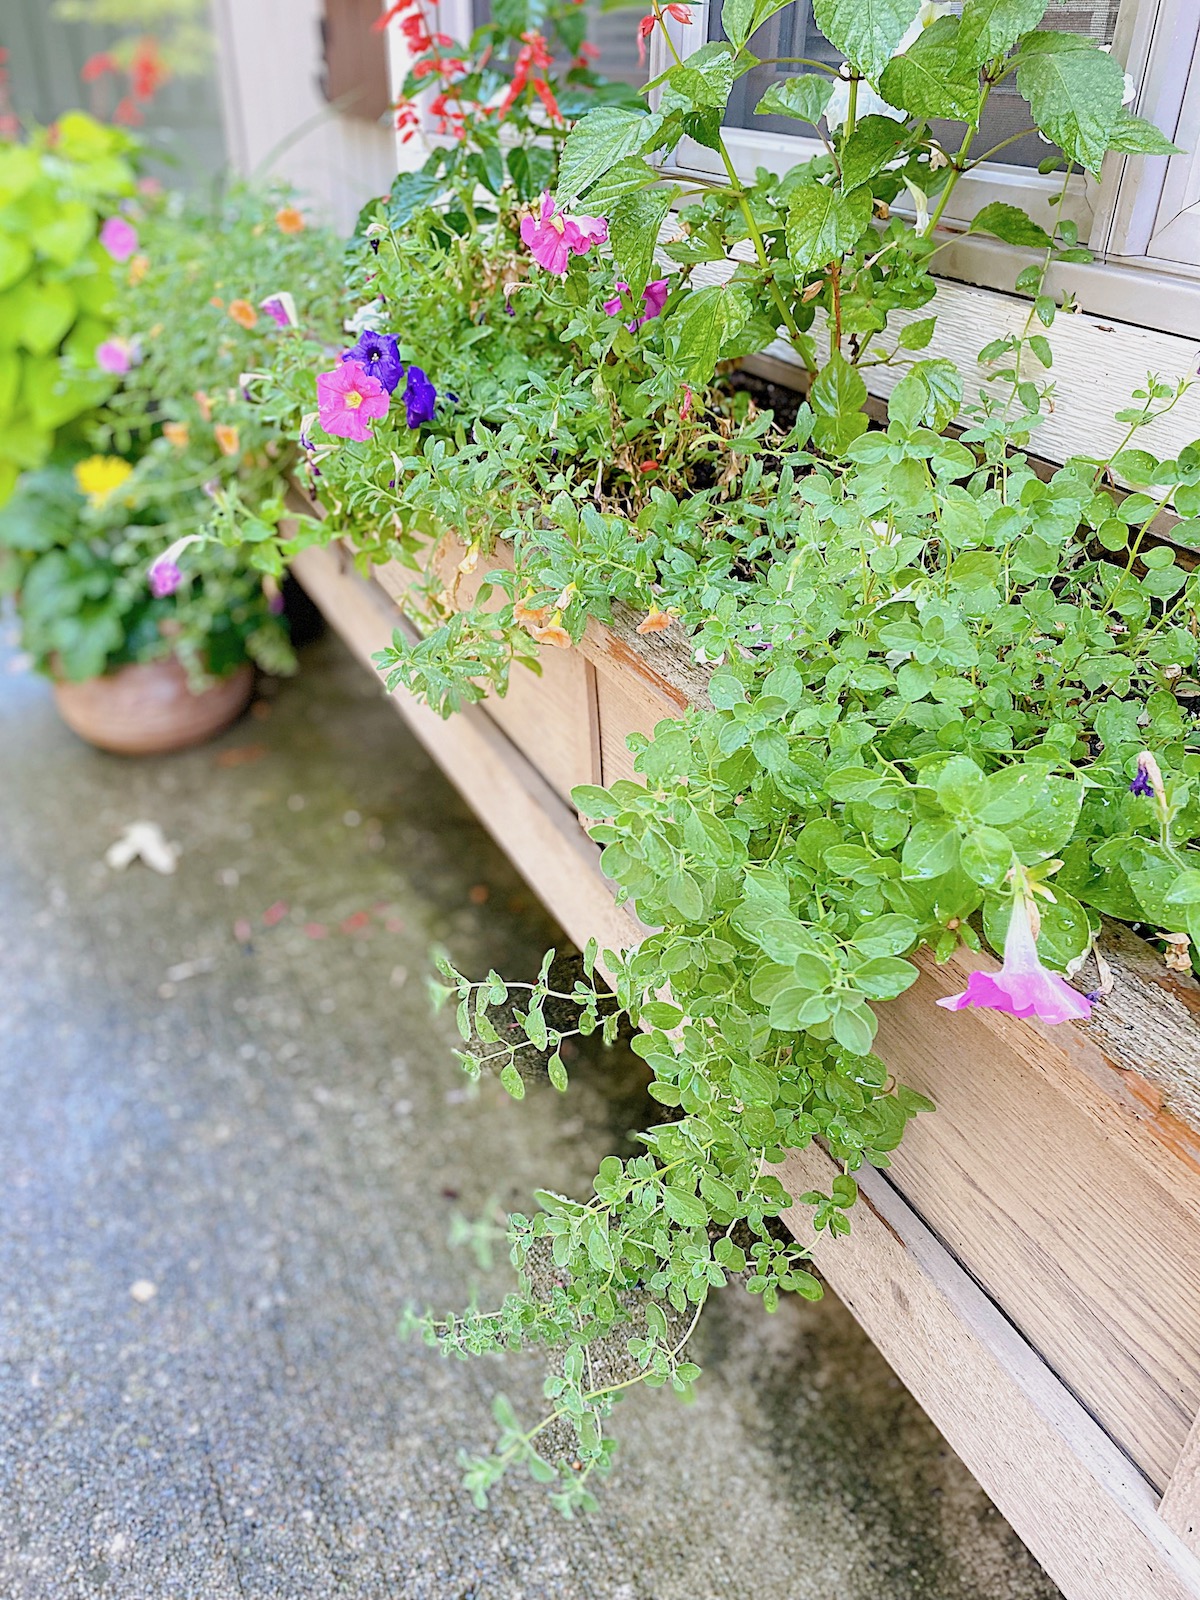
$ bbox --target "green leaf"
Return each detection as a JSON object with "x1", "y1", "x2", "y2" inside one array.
[
  {"x1": 5, "y1": 279, "x2": 76, "y2": 356},
  {"x1": 879, "y1": 17, "x2": 982, "y2": 121},
  {"x1": 786, "y1": 182, "x2": 871, "y2": 273},
  {"x1": 831, "y1": 998, "x2": 877, "y2": 1054},
  {"x1": 839, "y1": 115, "x2": 911, "y2": 189},
  {"x1": 852, "y1": 955, "x2": 919, "y2": 998},
  {"x1": 722, "y1": 0, "x2": 794, "y2": 48},
  {"x1": 609, "y1": 184, "x2": 677, "y2": 297},
  {"x1": 672, "y1": 282, "x2": 750, "y2": 385},
  {"x1": 809, "y1": 352, "x2": 868, "y2": 453},
  {"x1": 557, "y1": 108, "x2": 661, "y2": 205},
  {"x1": 1015, "y1": 32, "x2": 1127, "y2": 175},
  {"x1": 662, "y1": 1184, "x2": 707, "y2": 1227},
  {"x1": 901, "y1": 818, "x2": 960, "y2": 879},
  {"x1": 641, "y1": 1000, "x2": 685, "y2": 1028},
  {"x1": 576, "y1": 156, "x2": 660, "y2": 214},
  {"x1": 571, "y1": 783, "x2": 617, "y2": 816},
  {"x1": 0, "y1": 234, "x2": 33, "y2": 293},
  {"x1": 754, "y1": 75, "x2": 834, "y2": 126},
  {"x1": 898, "y1": 316, "x2": 936, "y2": 350},
  {"x1": 853, "y1": 913, "x2": 918, "y2": 956},
  {"x1": 955, "y1": 0, "x2": 1045, "y2": 66},
  {"x1": 960, "y1": 825, "x2": 1016, "y2": 888},
  {"x1": 1104, "y1": 111, "x2": 1181, "y2": 157},
  {"x1": 813, "y1": 0, "x2": 922, "y2": 81},
  {"x1": 967, "y1": 201, "x2": 1052, "y2": 249}
]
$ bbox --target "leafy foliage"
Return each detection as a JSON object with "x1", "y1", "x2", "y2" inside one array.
[{"x1": 197, "y1": 0, "x2": 1196, "y2": 1512}]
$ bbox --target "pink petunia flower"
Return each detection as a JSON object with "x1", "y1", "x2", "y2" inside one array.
[
  {"x1": 100, "y1": 216, "x2": 139, "y2": 262},
  {"x1": 147, "y1": 533, "x2": 203, "y2": 598},
  {"x1": 937, "y1": 890, "x2": 1092, "y2": 1026},
  {"x1": 520, "y1": 192, "x2": 608, "y2": 277},
  {"x1": 96, "y1": 338, "x2": 131, "y2": 374},
  {"x1": 316, "y1": 359, "x2": 390, "y2": 442}
]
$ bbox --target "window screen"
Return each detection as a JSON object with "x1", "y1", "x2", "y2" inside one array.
[{"x1": 715, "y1": 0, "x2": 1122, "y2": 169}]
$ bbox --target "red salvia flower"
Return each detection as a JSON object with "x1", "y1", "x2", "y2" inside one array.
[{"x1": 81, "y1": 51, "x2": 117, "y2": 83}]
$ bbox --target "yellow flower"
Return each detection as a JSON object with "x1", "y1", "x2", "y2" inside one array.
[
  {"x1": 128, "y1": 253, "x2": 150, "y2": 286},
  {"x1": 162, "y1": 421, "x2": 189, "y2": 449},
  {"x1": 228, "y1": 298, "x2": 257, "y2": 330},
  {"x1": 214, "y1": 424, "x2": 240, "y2": 456},
  {"x1": 74, "y1": 455, "x2": 134, "y2": 505}
]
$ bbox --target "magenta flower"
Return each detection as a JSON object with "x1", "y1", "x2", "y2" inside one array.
[
  {"x1": 96, "y1": 338, "x2": 131, "y2": 374},
  {"x1": 316, "y1": 359, "x2": 390, "y2": 442},
  {"x1": 260, "y1": 292, "x2": 298, "y2": 328},
  {"x1": 520, "y1": 192, "x2": 608, "y2": 277},
  {"x1": 100, "y1": 216, "x2": 138, "y2": 262},
  {"x1": 603, "y1": 277, "x2": 670, "y2": 331},
  {"x1": 937, "y1": 891, "x2": 1092, "y2": 1026},
  {"x1": 148, "y1": 558, "x2": 182, "y2": 598}
]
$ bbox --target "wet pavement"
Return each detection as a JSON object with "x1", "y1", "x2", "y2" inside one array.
[{"x1": 0, "y1": 620, "x2": 1063, "y2": 1599}]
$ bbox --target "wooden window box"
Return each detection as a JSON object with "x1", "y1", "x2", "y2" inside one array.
[{"x1": 289, "y1": 534, "x2": 1200, "y2": 1600}]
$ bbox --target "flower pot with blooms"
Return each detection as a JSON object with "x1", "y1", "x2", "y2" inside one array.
[{"x1": 0, "y1": 459, "x2": 290, "y2": 753}]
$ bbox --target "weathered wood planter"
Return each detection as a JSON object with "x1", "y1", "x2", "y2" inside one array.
[{"x1": 291, "y1": 534, "x2": 1200, "y2": 1600}]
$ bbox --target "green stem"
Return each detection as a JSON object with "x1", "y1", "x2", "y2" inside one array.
[{"x1": 926, "y1": 82, "x2": 992, "y2": 236}]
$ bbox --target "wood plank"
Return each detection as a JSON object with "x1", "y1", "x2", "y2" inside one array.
[
  {"x1": 290, "y1": 545, "x2": 642, "y2": 964},
  {"x1": 1162, "y1": 1408, "x2": 1200, "y2": 1560},
  {"x1": 876, "y1": 950, "x2": 1200, "y2": 1492},
  {"x1": 690, "y1": 253, "x2": 1200, "y2": 471},
  {"x1": 778, "y1": 1148, "x2": 1200, "y2": 1600}
]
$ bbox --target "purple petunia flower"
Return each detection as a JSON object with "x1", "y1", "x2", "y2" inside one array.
[
  {"x1": 403, "y1": 366, "x2": 436, "y2": 428},
  {"x1": 342, "y1": 330, "x2": 403, "y2": 395},
  {"x1": 1130, "y1": 767, "x2": 1154, "y2": 797},
  {"x1": 603, "y1": 278, "x2": 670, "y2": 332},
  {"x1": 148, "y1": 558, "x2": 182, "y2": 598},
  {"x1": 260, "y1": 292, "x2": 298, "y2": 328}
]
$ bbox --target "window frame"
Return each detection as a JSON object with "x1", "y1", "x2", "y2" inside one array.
[{"x1": 645, "y1": 0, "x2": 1200, "y2": 337}]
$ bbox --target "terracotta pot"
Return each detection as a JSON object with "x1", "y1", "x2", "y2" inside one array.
[{"x1": 52, "y1": 656, "x2": 254, "y2": 755}]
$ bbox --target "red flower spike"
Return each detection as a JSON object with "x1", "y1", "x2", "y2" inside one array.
[
  {"x1": 81, "y1": 51, "x2": 117, "y2": 83},
  {"x1": 637, "y1": 14, "x2": 656, "y2": 64},
  {"x1": 665, "y1": 4, "x2": 693, "y2": 20}
]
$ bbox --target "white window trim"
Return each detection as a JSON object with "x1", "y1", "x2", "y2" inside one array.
[{"x1": 647, "y1": 0, "x2": 1200, "y2": 338}]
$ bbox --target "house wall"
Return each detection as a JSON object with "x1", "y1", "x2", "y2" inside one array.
[{"x1": 209, "y1": 0, "x2": 398, "y2": 232}]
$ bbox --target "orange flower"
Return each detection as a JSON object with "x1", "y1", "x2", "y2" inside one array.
[
  {"x1": 162, "y1": 421, "x2": 189, "y2": 449},
  {"x1": 128, "y1": 253, "x2": 149, "y2": 286},
  {"x1": 214, "y1": 424, "x2": 240, "y2": 457},
  {"x1": 194, "y1": 390, "x2": 212, "y2": 422},
  {"x1": 530, "y1": 612, "x2": 572, "y2": 650},
  {"x1": 513, "y1": 598, "x2": 550, "y2": 629},
  {"x1": 228, "y1": 298, "x2": 257, "y2": 330},
  {"x1": 636, "y1": 606, "x2": 673, "y2": 635},
  {"x1": 275, "y1": 206, "x2": 305, "y2": 235},
  {"x1": 210, "y1": 296, "x2": 224, "y2": 308}
]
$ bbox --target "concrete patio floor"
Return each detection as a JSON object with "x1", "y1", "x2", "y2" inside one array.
[{"x1": 0, "y1": 619, "x2": 1063, "y2": 1600}]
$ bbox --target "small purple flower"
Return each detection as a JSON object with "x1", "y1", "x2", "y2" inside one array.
[
  {"x1": 148, "y1": 558, "x2": 182, "y2": 598},
  {"x1": 342, "y1": 330, "x2": 403, "y2": 395},
  {"x1": 100, "y1": 215, "x2": 138, "y2": 262},
  {"x1": 1130, "y1": 767, "x2": 1154, "y2": 797},
  {"x1": 259, "y1": 292, "x2": 297, "y2": 328},
  {"x1": 1130, "y1": 750, "x2": 1164, "y2": 801},
  {"x1": 603, "y1": 278, "x2": 671, "y2": 332},
  {"x1": 403, "y1": 366, "x2": 436, "y2": 428}
]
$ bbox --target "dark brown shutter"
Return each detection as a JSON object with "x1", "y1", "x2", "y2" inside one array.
[{"x1": 320, "y1": 0, "x2": 391, "y2": 124}]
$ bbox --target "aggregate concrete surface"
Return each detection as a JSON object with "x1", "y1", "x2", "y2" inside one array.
[{"x1": 0, "y1": 620, "x2": 1063, "y2": 1600}]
